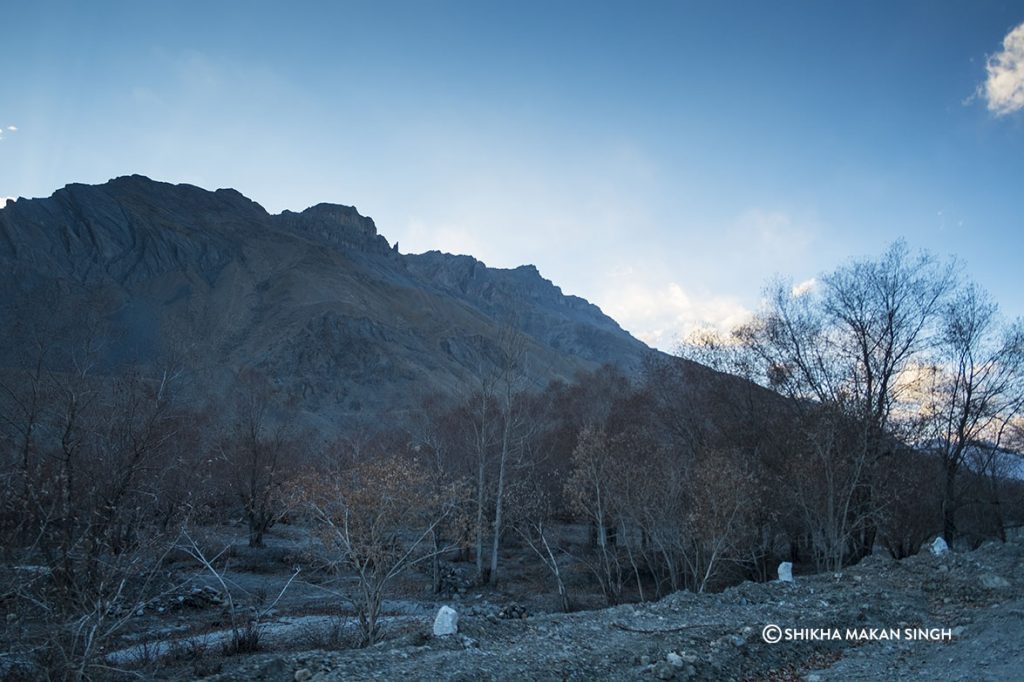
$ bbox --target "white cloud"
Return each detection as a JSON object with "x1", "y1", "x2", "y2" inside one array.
[
  {"x1": 791, "y1": 277, "x2": 818, "y2": 297},
  {"x1": 6, "y1": 126, "x2": 15, "y2": 132},
  {"x1": 983, "y1": 21, "x2": 1024, "y2": 116},
  {"x1": 598, "y1": 276, "x2": 752, "y2": 351}
]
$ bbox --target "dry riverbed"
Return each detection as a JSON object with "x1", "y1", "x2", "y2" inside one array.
[{"x1": 125, "y1": 530, "x2": 1024, "y2": 681}]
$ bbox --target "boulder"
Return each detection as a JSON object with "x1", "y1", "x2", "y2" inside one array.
[
  {"x1": 433, "y1": 605, "x2": 459, "y2": 637},
  {"x1": 778, "y1": 561, "x2": 794, "y2": 582},
  {"x1": 929, "y1": 537, "x2": 949, "y2": 556}
]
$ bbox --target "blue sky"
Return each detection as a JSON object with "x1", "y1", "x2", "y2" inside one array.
[{"x1": 2, "y1": 1, "x2": 1023, "y2": 349}]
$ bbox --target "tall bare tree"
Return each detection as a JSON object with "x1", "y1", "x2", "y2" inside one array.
[
  {"x1": 488, "y1": 322, "x2": 531, "y2": 585},
  {"x1": 687, "y1": 241, "x2": 958, "y2": 568},
  {"x1": 220, "y1": 370, "x2": 295, "y2": 548},
  {"x1": 919, "y1": 284, "x2": 1024, "y2": 541}
]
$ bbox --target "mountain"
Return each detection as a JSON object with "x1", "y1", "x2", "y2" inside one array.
[{"x1": 0, "y1": 176, "x2": 656, "y2": 428}]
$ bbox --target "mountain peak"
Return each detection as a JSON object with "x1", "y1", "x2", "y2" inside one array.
[{"x1": 275, "y1": 202, "x2": 391, "y2": 256}]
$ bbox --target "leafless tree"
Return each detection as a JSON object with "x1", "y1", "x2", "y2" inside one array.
[
  {"x1": 685, "y1": 241, "x2": 958, "y2": 568},
  {"x1": 219, "y1": 370, "x2": 297, "y2": 548},
  {"x1": 507, "y1": 476, "x2": 573, "y2": 612},
  {"x1": 918, "y1": 284, "x2": 1024, "y2": 542},
  {"x1": 295, "y1": 454, "x2": 464, "y2": 646},
  {"x1": 0, "y1": 356, "x2": 190, "y2": 679},
  {"x1": 406, "y1": 395, "x2": 474, "y2": 593}
]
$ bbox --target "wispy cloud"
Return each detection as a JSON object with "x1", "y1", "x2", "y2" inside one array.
[
  {"x1": 983, "y1": 21, "x2": 1024, "y2": 116},
  {"x1": 0, "y1": 124, "x2": 17, "y2": 141},
  {"x1": 6, "y1": 126, "x2": 15, "y2": 132}
]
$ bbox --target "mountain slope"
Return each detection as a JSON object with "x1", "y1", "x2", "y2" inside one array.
[{"x1": 0, "y1": 176, "x2": 655, "y2": 426}]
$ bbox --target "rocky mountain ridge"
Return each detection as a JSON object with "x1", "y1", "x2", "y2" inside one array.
[{"x1": 0, "y1": 175, "x2": 656, "y2": 427}]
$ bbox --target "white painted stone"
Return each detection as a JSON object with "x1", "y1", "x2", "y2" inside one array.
[
  {"x1": 929, "y1": 537, "x2": 949, "y2": 556},
  {"x1": 432, "y1": 605, "x2": 458, "y2": 636},
  {"x1": 778, "y1": 561, "x2": 794, "y2": 582}
]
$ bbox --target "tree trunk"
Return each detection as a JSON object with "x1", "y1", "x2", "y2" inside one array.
[
  {"x1": 475, "y1": 454, "x2": 486, "y2": 582},
  {"x1": 942, "y1": 462, "x2": 958, "y2": 543},
  {"x1": 248, "y1": 510, "x2": 267, "y2": 548},
  {"x1": 488, "y1": 435, "x2": 508, "y2": 585}
]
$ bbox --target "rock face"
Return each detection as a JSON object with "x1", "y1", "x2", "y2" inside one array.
[
  {"x1": 432, "y1": 606, "x2": 458, "y2": 637},
  {"x1": 0, "y1": 176, "x2": 660, "y2": 428}
]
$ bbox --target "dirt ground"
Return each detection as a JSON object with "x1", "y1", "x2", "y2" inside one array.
[{"x1": 86, "y1": 523, "x2": 1024, "y2": 681}]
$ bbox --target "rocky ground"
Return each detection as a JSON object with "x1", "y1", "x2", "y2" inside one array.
[{"x1": 142, "y1": 532, "x2": 1023, "y2": 681}]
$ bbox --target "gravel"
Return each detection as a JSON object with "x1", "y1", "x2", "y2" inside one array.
[{"x1": 171, "y1": 534, "x2": 1024, "y2": 681}]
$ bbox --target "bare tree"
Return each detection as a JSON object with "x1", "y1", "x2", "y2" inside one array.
[
  {"x1": 488, "y1": 323, "x2": 532, "y2": 585},
  {"x1": 407, "y1": 395, "x2": 474, "y2": 594},
  {"x1": 0, "y1": 359, "x2": 190, "y2": 679},
  {"x1": 686, "y1": 241, "x2": 958, "y2": 568},
  {"x1": 178, "y1": 527, "x2": 300, "y2": 654},
  {"x1": 919, "y1": 284, "x2": 1024, "y2": 542},
  {"x1": 219, "y1": 371, "x2": 295, "y2": 548},
  {"x1": 507, "y1": 476, "x2": 572, "y2": 612},
  {"x1": 565, "y1": 426, "x2": 625, "y2": 604},
  {"x1": 296, "y1": 455, "x2": 463, "y2": 646}
]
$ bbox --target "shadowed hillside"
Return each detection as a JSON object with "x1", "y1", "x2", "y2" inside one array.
[{"x1": 0, "y1": 176, "x2": 655, "y2": 428}]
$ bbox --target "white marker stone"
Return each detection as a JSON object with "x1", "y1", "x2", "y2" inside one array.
[{"x1": 433, "y1": 605, "x2": 459, "y2": 636}]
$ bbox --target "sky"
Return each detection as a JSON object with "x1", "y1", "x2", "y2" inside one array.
[{"x1": 2, "y1": 1, "x2": 1023, "y2": 350}]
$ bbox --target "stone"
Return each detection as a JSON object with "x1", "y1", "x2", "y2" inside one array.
[
  {"x1": 778, "y1": 561, "x2": 794, "y2": 582},
  {"x1": 294, "y1": 669, "x2": 313, "y2": 682},
  {"x1": 653, "y1": 660, "x2": 675, "y2": 679},
  {"x1": 255, "y1": 658, "x2": 288, "y2": 681},
  {"x1": 979, "y1": 574, "x2": 1010, "y2": 589},
  {"x1": 667, "y1": 652, "x2": 684, "y2": 668},
  {"x1": 433, "y1": 605, "x2": 459, "y2": 637},
  {"x1": 930, "y1": 537, "x2": 949, "y2": 556}
]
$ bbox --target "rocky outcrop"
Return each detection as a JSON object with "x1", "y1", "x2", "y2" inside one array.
[{"x1": 274, "y1": 204, "x2": 396, "y2": 259}]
